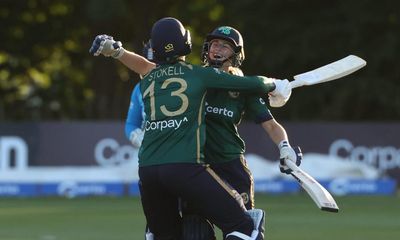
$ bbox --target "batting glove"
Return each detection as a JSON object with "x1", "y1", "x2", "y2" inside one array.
[
  {"x1": 269, "y1": 79, "x2": 292, "y2": 107},
  {"x1": 279, "y1": 140, "x2": 302, "y2": 174},
  {"x1": 89, "y1": 34, "x2": 125, "y2": 59},
  {"x1": 129, "y1": 128, "x2": 144, "y2": 148}
]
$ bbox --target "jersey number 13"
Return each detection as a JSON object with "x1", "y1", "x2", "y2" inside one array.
[{"x1": 143, "y1": 78, "x2": 189, "y2": 120}]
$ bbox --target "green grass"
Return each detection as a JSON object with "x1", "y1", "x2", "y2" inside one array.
[{"x1": 0, "y1": 194, "x2": 399, "y2": 240}]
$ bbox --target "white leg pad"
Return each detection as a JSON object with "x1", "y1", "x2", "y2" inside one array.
[
  {"x1": 226, "y1": 231, "x2": 252, "y2": 240},
  {"x1": 226, "y1": 209, "x2": 265, "y2": 240},
  {"x1": 145, "y1": 231, "x2": 154, "y2": 240},
  {"x1": 247, "y1": 209, "x2": 264, "y2": 230}
]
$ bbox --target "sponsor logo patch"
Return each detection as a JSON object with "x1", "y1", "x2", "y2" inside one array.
[{"x1": 164, "y1": 43, "x2": 174, "y2": 52}]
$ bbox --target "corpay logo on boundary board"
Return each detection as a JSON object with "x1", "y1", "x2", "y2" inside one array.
[{"x1": 0, "y1": 136, "x2": 28, "y2": 171}]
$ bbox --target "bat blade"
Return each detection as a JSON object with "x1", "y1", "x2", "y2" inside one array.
[
  {"x1": 285, "y1": 160, "x2": 339, "y2": 212},
  {"x1": 290, "y1": 55, "x2": 366, "y2": 89}
]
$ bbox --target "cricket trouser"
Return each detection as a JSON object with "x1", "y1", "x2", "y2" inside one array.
[
  {"x1": 138, "y1": 163, "x2": 254, "y2": 240},
  {"x1": 210, "y1": 155, "x2": 254, "y2": 210}
]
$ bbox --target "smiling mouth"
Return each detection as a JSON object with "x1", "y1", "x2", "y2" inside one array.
[{"x1": 212, "y1": 53, "x2": 224, "y2": 60}]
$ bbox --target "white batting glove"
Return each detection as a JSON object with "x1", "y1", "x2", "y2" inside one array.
[
  {"x1": 269, "y1": 94, "x2": 286, "y2": 108},
  {"x1": 269, "y1": 79, "x2": 292, "y2": 107},
  {"x1": 129, "y1": 129, "x2": 144, "y2": 148},
  {"x1": 89, "y1": 34, "x2": 125, "y2": 59},
  {"x1": 278, "y1": 140, "x2": 302, "y2": 174}
]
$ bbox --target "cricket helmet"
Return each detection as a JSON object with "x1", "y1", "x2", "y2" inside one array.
[
  {"x1": 202, "y1": 26, "x2": 245, "y2": 67},
  {"x1": 150, "y1": 17, "x2": 192, "y2": 63}
]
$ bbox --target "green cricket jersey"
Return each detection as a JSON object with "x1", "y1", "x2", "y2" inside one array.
[
  {"x1": 204, "y1": 88, "x2": 273, "y2": 164},
  {"x1": 138, "y1": 61, "x2": 275, "y2": 167}
]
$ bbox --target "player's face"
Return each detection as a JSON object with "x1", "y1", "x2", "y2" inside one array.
[{"x1": 209, "y1": 39, "x2": 234, "y2": 62}]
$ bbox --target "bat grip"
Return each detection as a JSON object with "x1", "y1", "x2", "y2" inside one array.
[{"x1": 285, "y1": 158, "x2": 299, "y2": 171}]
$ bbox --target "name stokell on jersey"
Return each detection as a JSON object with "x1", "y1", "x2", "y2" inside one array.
[{"x1": 138, "y1": 61, "x2": 276, "y2": 167}]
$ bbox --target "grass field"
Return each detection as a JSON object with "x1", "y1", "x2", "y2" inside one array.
[{"x1": 0, "y1": 194, "x2": 399, "y2": 240}]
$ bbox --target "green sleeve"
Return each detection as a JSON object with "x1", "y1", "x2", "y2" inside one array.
[{"x1": 198, "y1": 66, "x2": 276, "y2": 93}]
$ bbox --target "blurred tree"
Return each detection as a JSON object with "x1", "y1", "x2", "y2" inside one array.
[
  {"x1": 0, "y1": 0, "x2": 92, "y2": 120},
  {"x1": 218, "y1": 0, "x2": 400, "y2": 121},
  {"x1": 0, "y1": 0, "x2": 222, "y2": 120},
  {"x1": 0, "y1": 0, "x2": 399, "y2": 121}
]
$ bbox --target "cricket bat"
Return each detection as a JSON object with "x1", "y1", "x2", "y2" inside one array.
[
  {"x1": 290, "y1": 55, "x2": 366, "y2": 89},
  {"x1": 285, "y1": 160, "x2": 339, "y2": 213}
]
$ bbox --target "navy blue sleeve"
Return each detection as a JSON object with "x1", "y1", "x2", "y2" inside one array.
[
  {"x1": 125, "y1": 83, "x2": 145, "y2": 140},
  {"x1": 245, "y1": 96, "x2": 274, "y2": 124}
]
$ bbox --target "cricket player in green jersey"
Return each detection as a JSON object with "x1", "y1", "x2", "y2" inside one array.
[
  {"x1": 90, "y1": 17, "x2": 293, "y2": 240},
  {"x1": 192, "y1": 26, "x2": 302, "y2": 239},
  {"x1": 201, "y1": 25, "x2": 302, "y2": 209}
]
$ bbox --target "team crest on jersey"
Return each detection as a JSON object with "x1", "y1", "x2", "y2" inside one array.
[{"x1": 228, "y1": 91, "x2": 240, "y2": 98}]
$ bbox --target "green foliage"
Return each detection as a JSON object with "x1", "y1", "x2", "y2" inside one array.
[
  {"x1": 0, "y1": 0, "x2": 399, "y2": 120},
  {"x1": 219, "y1": 0, "x2": 400, "y2": 121},
  {"x1": 0, "y1": 0, "x2": 93, "y2": 120}
]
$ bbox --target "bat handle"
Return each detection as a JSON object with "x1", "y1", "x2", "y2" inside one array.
[
  {"x1": 289, "y1": 80, "x2": 303, "y2": 89},
  {"x1": 285, "y1": 159, "x2": 299, "y2": 171}
]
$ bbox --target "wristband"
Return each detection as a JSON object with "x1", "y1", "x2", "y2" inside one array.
[
  {"x1": 112, "y1": 46, "x2": 125, "y2": 59},
  {"x1": 278, "y1": 140, "x2": 290, "y2": 149}
]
